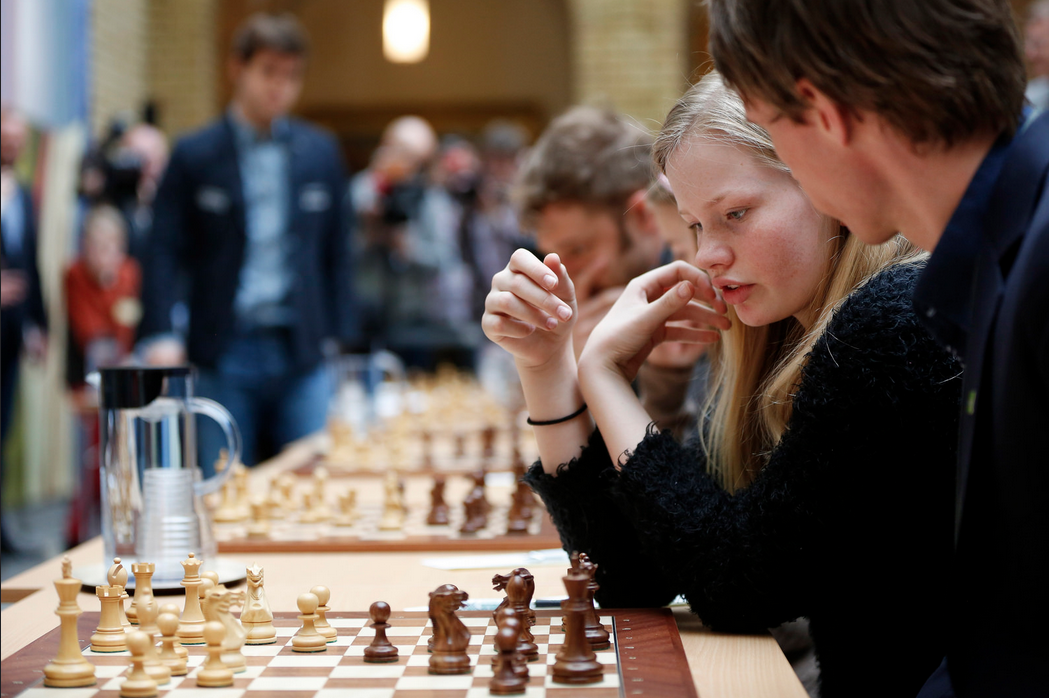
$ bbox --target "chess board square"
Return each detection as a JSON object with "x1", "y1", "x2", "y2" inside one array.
[
  {"x1": 326, "y1": 619, "x2": 367, "y2": 629},
  {"x1": 267, "y1": 656, "x2": 342, "y2": 668},
  {"x1": 248, "y1": 676, "x2": 329, "y2": 691},
  {"x1": 460, "y1": 618, "x2": 490, "y2": 628},
  {"x1": 164, "y1": 689, "x2": 246, "y2": 698},
  {"x1": 18, "y1": 690, "x2": 99, "y2": 698},
  {"x1": 316, "y1": 690, "x2": 394, "y2": 698},
  {"x1": 94, "y1": 664, "x2": 128, "y2": 678},
  {"x1": 395, "y1": 675, "x2": 474, "y2": 690},
  {"x1": 356, "y1": 626, "x2": 425, "y2": 638},
  {"x1": 329, "y1": 665, "x2": 407, "y2": 679},
  {"x1": 242, "y1": 645, "x2": 284, "y2": 657},
  {"x1": 329, "y1": 636, "x2": 358, "y2": 647},
  {"x1": 530, "y1": 625, "x2": 551, "y2": 636}
]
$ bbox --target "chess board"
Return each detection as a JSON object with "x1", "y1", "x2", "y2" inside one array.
[
  {"x1": 215, "y1": 473, "x2": 563, "y2": 554},
  {"x1": 0, "y1": 610, "x2": 698, "y2": 698}
]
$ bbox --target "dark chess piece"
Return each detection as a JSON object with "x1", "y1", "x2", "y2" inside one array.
[
  {"x1": 481, "y1": 426, "x2": 497, "y2": 459},
  {"x1": 507, "y1": 572, "x2": 539, "y2": 661},
  {"x1": 363, "y1": 601, "x2": 399, "y2": 663},
  {"x1": 505, "y1": 482, "x2": 533, "y2": 534},
  {"x1": 421, "y1": 430, "x2": 434, "y2": 470},
  {"x1": 493, "y1": 607, "x2": 528, "y2": 680},
  {"x1": 552, "y1": 553, "x2": 603, "y2": 684},
  {"x1": 454, "y1": 433, "x2": 466, "y2": 459},
  {"x1": 474, "y1": 469, "x2": 492, "y2": 514},
  {"x1": 489, "y1": 617, "x2": 528, "y2": 695},
  {"x1": 427, "y1": 476, "x2": 450, "y2": 525},
  {"x1": 427, "y1": 584, "x2": 460, "y2": 652},
  {"x1": 428, "y1": 585, "x2": 471, "y2": 675},
  {"x1": 459, "y1": 477, "x2": 488, "y2": 534},
  {"x1": 578, "y1": 553, "x2": 611, "y2": 650}
]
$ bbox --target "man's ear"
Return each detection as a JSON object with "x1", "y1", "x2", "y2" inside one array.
[
  {"x1": 796, "y1": 78, "x2": 855, "y2": 147},
  {"x1": 624, "y1": 190, "x2": 659, "y2": 238}
]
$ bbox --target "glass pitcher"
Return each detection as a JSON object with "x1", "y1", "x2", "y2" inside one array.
[{"x1": 99, "y1": 367, "x2": 241, "y2": 583}]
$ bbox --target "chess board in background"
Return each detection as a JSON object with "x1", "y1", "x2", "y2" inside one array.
[{"x1": 213, "y1": 471, "x2": 563, "y2": 554}]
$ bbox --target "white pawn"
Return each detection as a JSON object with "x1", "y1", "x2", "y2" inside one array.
[
  {"x1": 311, "y1": 586, "x2": 337, "y2": 643},
  {"x1": 291, "y1": 592, "x2": 327, "y2": 652},
  {"x1": 157, "y1": 610, "x2": 187, "y2": 676},
  {"x1": 196, "y1": 621, "x2": 234, "y2": 688},
  {"x1": 120, "y1": 632, "x2": 158, "y2": 698},
  {"x1": 159, "y1": 604, "x2": 188, "y2": 660}
]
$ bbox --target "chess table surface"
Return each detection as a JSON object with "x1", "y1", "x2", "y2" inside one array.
[
  {"x1": 0, "y1": 436, "x2": 809, "y2": 698},
  {"x1": 1, "y1": 609, "x2": 696, "y2": 698}
]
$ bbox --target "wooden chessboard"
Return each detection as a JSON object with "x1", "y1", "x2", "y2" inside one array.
[
  {"x1": 0, "y1": 609, "x2": 698, "y2": 698},
  {"x1": 214, "y1": 472, "x2": 563, "y2": 554}
]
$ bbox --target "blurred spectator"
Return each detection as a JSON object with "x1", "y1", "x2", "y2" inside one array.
[
  {"x1": 0, "y1": 106, "x2": 48, "y2": 553},
  {"x1": 460, "y1": 120, "x2": 534, "y2": 321},
  {"x1": 65, "y1": 205, "x2": 142, "y2": 386},
  {"x1": 352, "y1": 116, "x2": 477, "y2": 370},
  {"x1": 140, "y1": 12, "x2": 356, "y2": 466},
  {"x1": 1026, "y1": 0, "x2": 1049, "y2": 110},
  {"x1": 78, "y1": 118, "x2": 170, "y2": 263},
  {"x1": 513, "y1": 106, "x2": 664, "y2": 354}
]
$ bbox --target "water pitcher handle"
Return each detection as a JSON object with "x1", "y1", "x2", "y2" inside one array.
[{"x1": 189, "y1": 397, "x2": 243, "y2": 496}]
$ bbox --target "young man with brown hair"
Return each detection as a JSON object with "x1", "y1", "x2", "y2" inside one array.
[
  {"x1": 512, "y1": 106, "x2": 708, "y2": 438},
  {"x1": 141, "y1": 13, "x2": 357, "y2": 465},
  {"x1": 706, "y1": 0, "x2": 1046, "y2": 695}
]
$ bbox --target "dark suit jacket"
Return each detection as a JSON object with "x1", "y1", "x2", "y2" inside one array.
[
  {"x1": 140, "y1": 115, "x2": 357, "y2": 370},
  {"x1": 1, "y1": 184, "x2": 47, "y2": 363},
  {"x1": 919, "y1": 112, "x2": 1049, "y2": 697}
]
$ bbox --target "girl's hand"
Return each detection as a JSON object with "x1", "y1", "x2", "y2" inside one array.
[
  {"x1": 482, "y1": 249, "x2": 577, "y2": 370},
  {"x1": 579, "y1": 261, "x2": 730, "y2": 383}
]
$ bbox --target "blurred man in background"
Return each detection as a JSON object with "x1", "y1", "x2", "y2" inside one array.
[
  {"x1": 140, "y1": 13, "x2": 356, "y2": 466},
  {"x1": 0, "y1": 107, "x2": 48, "y2": 553},
  {"x1": 511, "y1": 106, "x2": 705, "y2": 437},
  {"x1": 513, "y1": 106, "x2": 665, "y2": 353}
]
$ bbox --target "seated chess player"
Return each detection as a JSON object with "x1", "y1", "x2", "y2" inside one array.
[{"x1": 482, "y1": 72, "x2": 961, "y2": 698}]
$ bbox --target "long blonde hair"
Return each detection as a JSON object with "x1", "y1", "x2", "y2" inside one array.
[{"x1": 654, "y1": 71, "x2": 924, "y2": 493}]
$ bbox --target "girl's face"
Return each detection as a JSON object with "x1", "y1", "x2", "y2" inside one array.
[{"x1": 666, "y1": 138, "x2": 832, "y2": 329}]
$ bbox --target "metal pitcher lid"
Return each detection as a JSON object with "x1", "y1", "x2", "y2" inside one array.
[{"x1": 99, "y1": 366, "x2": 193, "y2": 409}]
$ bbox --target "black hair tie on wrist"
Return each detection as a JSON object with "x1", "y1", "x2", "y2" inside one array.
[{"x1": 526, "y1": 403, "x2": 588, "y2": 426}]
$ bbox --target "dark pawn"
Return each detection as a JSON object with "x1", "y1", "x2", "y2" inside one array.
[
  {"x1": 363, "y1": 602, "x2": 399, "y2": 663},
  {"x1": 489, "y1": 622, "x2": 528, "y2": 695},
  {"x1": 505, "y1": 482, "x2": 532, "y2": 535},
  {"x1": 578, "y1": 554, "x2": 611, "y2": 650},
  {"x1": 493, "y1": 607, "x2": 528, "y2": 680},
  {"x1": 481, "y1": 426, "x2": 497, "y2": 459},
  {"x1": 427, "y1": 476, "x2": 450, "y2": 525}
]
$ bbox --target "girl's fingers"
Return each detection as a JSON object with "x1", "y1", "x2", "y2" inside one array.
[
  {"x1": 482, "y1": 313, "x2": 536, "y2": 340},
  {"x1": 494, "y1": 268, "x2": 573, "y2": 322},
  {"x1": 666, "y1": 300, "x2": 733, "y2": 330},
  {"x1": 485, "y1": 291, "x2": 561, "y2": 331},
  {"x1": 508, "y1": 248, "x2": 560, "y2": 292}
]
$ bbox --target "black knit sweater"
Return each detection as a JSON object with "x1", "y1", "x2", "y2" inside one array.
[{"x1": 525, "y1": 263, "x2": 961, "y2": 698}]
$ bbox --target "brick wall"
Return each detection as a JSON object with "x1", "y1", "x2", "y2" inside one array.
[
  {"x1": 91, "y1": 0, "x2": 150, "y2": 138},
  {"x1": 568, "y1": 0, "x2": 690, "y2": 129},
  {"x1": 148, "y1": 0, "x2": 220, "y2": 137}
]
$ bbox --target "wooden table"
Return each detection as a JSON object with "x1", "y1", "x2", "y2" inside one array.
[{"x1": 1, "y1": 437, "x2": 807, "y2": 698}]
